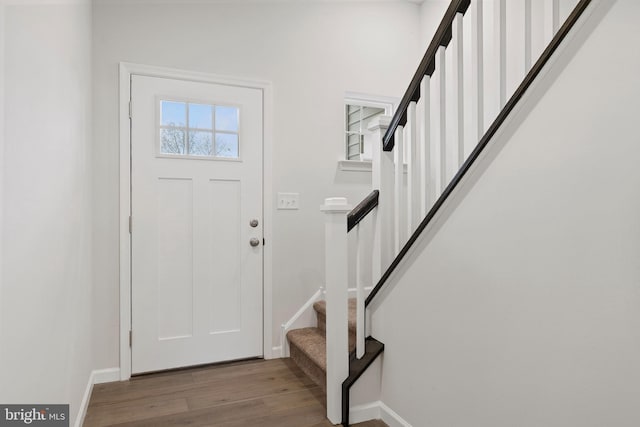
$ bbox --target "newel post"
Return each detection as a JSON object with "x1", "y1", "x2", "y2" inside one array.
[
  {"x1": 320, "y1": 197, "x2": 351, "y2": 424},
  {"x1": 369, "y1": 116, "x2": 394, "y2": 282}
]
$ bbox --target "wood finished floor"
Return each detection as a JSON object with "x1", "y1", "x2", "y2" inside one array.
[{"x1": 84, "y1": 358, "x2": 387, "y2": 427}]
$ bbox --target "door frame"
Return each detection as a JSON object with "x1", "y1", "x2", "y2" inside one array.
[{"x1": 119, "y1": 62, "x2": 274, "y2": 380}]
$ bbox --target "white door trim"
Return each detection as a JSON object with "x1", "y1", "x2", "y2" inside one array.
[
  {"x1": 119, "y1": 62, "x2": 274, "y2": 380},
  {"x1": 0, "y1": 5, "x2": 5, "y2": 344}
]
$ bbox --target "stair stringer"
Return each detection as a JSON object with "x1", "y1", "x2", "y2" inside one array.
[
  {"x1": 279, "y1": 287, "x2": 323, "y2": 357},
  {"x1": 347, "y1": 355, "x2": 383, "y2": 423},
  {"x1": 369, "y1": 1, "x2": 640, "y2": 425}
]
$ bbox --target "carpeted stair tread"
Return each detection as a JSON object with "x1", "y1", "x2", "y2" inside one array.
[
  {"x1": 286, "y1": 299, "x2": 359, "y2": 391},
  {"x1": 287, "y1": 327, "x2": 327, "y2": 370},
  {"x1": 313, "y1": 298, "x2": 357, "y2": 334}
]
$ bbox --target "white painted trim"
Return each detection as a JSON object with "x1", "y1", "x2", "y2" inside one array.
[
  {"x1": 338, "y1": 160, "x2": 408, "y2": 173},
  {"x1": 347, "y1": 286, "x2": 373, "y2": 298},
  {"x1": 93, "y1": 367, "x2": 121, "y2": 384},
  {"x1": 338, "y1": 160, "x2": 373, "y2": 172},
  {"x1": 349, "y1": 402, "x2": 381, "y2": 424},
  {"x1": 279, "y1": 287, "x2": 324, "y2": 357},
  {"x1": 379, "y1": 401, "x2": 413, "y2": 427},
  {"x1": 344, "y1": 92, "x2": 400, "y2": 114},
  {"x1": 74, "y1": 371, "x2": 94, "y2": 427},
  {"x1": 0, "y1": 4, "x2": 5, "y2": 356},
  {"x1": 119, "y1": 62, "x2": 274, "y2": 378},
  {"x1": 118, "y1": 63, "x2": 132, "y2": 380},
  {"x1": 0, "y1": 0, "x2": 90, "y2": 4},
  {"x1": 282, "y1": 287, "x2": 323, "y2": 331},
  {"x1": 346, "y1": 401, "x2": 412, "y2": 426},
  {"x1": 74, "y1": 368, "x2": 123, "y2": 427},
  {"x1": 321, "y1": 198, "x2": 352, "y2": 423},
  {"x1": 262, "y1": 79, "x2": 275, "y2": 359}
]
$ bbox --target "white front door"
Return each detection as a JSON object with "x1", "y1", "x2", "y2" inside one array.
[{"x1": 130, "y1": 75, "x2": 263, "y2": 374}]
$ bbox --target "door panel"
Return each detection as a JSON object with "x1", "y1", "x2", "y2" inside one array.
[{"x1": 131, "y1": 75, "x2": 263, "y2": 374}]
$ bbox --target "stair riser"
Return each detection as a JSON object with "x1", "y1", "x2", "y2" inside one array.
[
  {"x1": 289, "y1": 342, "x2": 326, "y2": 391},
  {"x1": 316, "y1": 312, "x2": 356, "y2": 352}
]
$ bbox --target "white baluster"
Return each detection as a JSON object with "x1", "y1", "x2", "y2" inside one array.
[
  {"x1": 393, "y1": 126, "x2": 405, "y2": 253},
  {"x1": 416, "y1": 97, "x2": 424, "y2": 217},
  {"x1": 525, "y1": 0, "x2": 533, "y2": 72},
  {"x1": 355, "y1": 223, "x2": 365, "y2": 359},
  {"x1": 505, "y1": 0, "x2": 526, "y2": 101},
  {"x1": 543, "y1": 0, "x2": 560, "y2": 43},
  {"x1": 419, "y1": 76, "x2": 432, "y2": 216},
  {"x1": 469, "y1": 0, "x2": 484, "y2": 144},
  {"x1": 450, "y1": 12, "x2": 465, "y2": 174},
  {"x1": 495, "y1": 0, "x2": 507, "y2": 109},
  {"x1": 320, "y1": 197, "x2": 351, "y2": 424},
  {"x1": 369, "y1": 116, "x2": 393, "y2": 282},
  {"x1": 529, "y1": 0, "x2": 546, "y2": 70},
  {"x1": 406, "y1": 101, "x2": 418, "y2": 233},
  {"x1": 433, "y1": 46, "x2": 447, "y2": 194}
]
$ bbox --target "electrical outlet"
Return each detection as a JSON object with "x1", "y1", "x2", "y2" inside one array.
[{"x1": 277, "y1": 192, "x2": 299, "y2": 210}]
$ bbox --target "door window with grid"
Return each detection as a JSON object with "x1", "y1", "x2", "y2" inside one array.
[{"x1": 159, "y1": 100, "x2": 240, "y2": 159}]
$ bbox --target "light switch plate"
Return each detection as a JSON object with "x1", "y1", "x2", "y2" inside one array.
[{"x1": 277, "y1": 192, "x2": 299, "y2": 210}]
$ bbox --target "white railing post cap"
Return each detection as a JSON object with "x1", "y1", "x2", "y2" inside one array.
[
  {"x1": 367, "y1": 115, "x2": 392, "y2": 132},
  {"x1": 320, "y1": 197, "x2": 352, "y2": 212}
]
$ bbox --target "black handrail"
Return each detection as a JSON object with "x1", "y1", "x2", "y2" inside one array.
[
  {"x1": 383, "y1": 0, "x2": 471, "y2": 150},
  {"x1": 347, "y1": 190, "x2": 379, "y2": 232},
  {"x1": 367, "y1": 0, "x2": 592, "y2": 307}
]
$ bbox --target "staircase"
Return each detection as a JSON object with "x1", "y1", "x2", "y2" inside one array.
[
  {"x1": 286, "y1": 299, "x2": 357, "y2": 391},
  {"x1": 285, "y1": 0, "x2": 596, "y2": 425}
]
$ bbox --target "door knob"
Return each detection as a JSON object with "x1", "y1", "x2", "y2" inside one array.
[
  {"x1": 249, "y1": 219, "x2": 259, "y2": 228},
  {"x1": 249, "y1": 238, "x2": 260, "y2": 247}
]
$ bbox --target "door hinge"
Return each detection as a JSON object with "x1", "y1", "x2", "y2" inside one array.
[
  {"x1": 129, "y1": 216, "x2": 132, "y2": 234},
  {"x1": 129, "y1": 330, "x2": 132, "y2": 347},
  {"x1": 128, "y1": 100, "x2": 132, "y2": 119}
]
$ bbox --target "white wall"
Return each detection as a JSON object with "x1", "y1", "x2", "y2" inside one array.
[
  {"x1": 92, "y1": 0, "x2": 422, "y2": 369},
  {"x1": 0, "y1": 2, "x2": 93, "y2": 425},
  {"x1": 420, "y1": 0, "x2": 449, "y2": 48},
  {"x1": 371, "y1": 0, "x2": 640, "y2": 425}
]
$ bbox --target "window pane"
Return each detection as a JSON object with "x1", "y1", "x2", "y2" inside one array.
[
  {"x1": 347, "y1": 145, "x2": 361, "y2": 160},
  {"x1": 347, "y1": 104, "x2": 362, "y2": 133},
  {"x1": 189, "y1": 131, "x2": 213, "y2": 156},
  {"x1": 215, "y1": 106, "x2": 239, "y2": 132},
  {"x1": 215, "y1": 133, "x2": 239, "y2": 158},
  {"x1": 189, "y1": 103, "x2": 213, "y2": 129},
  {"x1": 161, "y1": 101, "x2": 186, "y2": 127},
  {"x1": 161, "y1": 128, "x2": 186, "y2": 154},
  {"x1": 361, "y1": 107, "x2": 385, "y2": 130}
]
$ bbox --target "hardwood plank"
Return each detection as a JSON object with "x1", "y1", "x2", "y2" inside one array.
[
  {"x1": 109, "y1": 399, "x2": 268, "y2": 427},
  {"x1": 84, "y1": 358, "x2": 387, "y2": 427},
  {"x1": 186, "y1": 368, "x2": 316, "y2": 411},
  {"x1": 91, "y1": 360, "x2": 297, "y2": 407},
  {"x1": 84, "y1": 398, "x2": 188, "y2": 427}
]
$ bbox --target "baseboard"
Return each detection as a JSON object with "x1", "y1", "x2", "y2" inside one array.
[
  {"x1": 74, "y1": 371, "x2": 94, "y2": 427},
  {"x1": 279, "y1": 287, "x2": 324, "y2": 357},
  {"x1": 74, "y1": 368, "x2": 120, "y2": 427},
  {"x1": 379, "y1": 401, "x2": 412, "y2": 427},
  {"x1": 93, "y1": 367, "x2": 121, "y2": 384},
  {"x1": 350, "y1": 402, "x2": 381, "y2": 424},
  {"x1": 271, "y1": 346, "x2": 282, "y2": 358}
]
